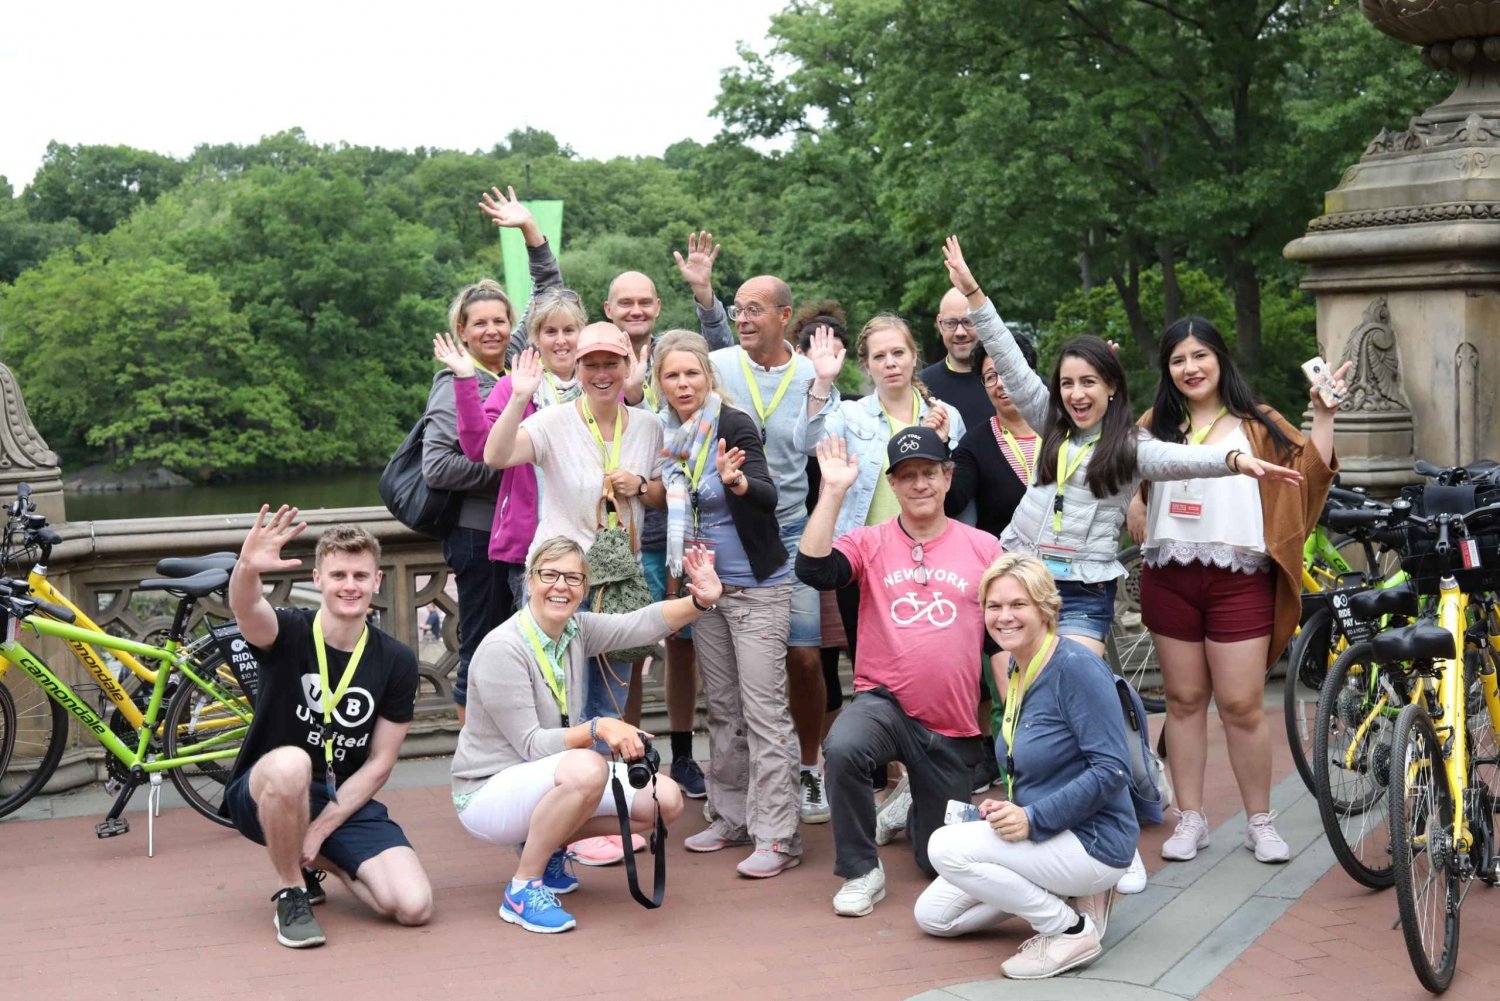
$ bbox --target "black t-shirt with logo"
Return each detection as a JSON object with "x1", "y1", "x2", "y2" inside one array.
[{"x1": 228, "y1": 607, "x2": 419, "y2": 785}]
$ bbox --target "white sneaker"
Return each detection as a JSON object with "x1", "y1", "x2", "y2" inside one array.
[
  {"x1": 832, "y1": 861, "x2": 886, "y2": 917},
  {"x1": 1116, "y1": 849, "x2": 1147, "y2": 894},
  {"x1": 1001, "y1": 914, "x2": 1102, "y2": 980},
  {"x1": 1160, "y1": 809, "x2": 1210, "y2": 861},
  {"x1": 1245, "y1": 811, "x2": 1290, "y2": 863},
  {"x1": 799, "y1": 769, "x2": 831, "y2": 824},
  {"x1": 874, "y1": 776, "x2": 911, "y2": 846}
]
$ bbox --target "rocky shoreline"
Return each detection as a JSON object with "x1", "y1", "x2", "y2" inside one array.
[{"x1": 63, "y1": 463, "x2": 194, "y2": 494}]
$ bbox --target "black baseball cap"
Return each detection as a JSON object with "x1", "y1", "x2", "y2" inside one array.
[{"x1": 887, "y1": 426, "x2": 947, "y2": 470}]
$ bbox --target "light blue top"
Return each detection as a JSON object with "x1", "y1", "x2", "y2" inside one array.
[
  {"x1": 688, "y1": 470, "x2": 789, "y2": 588},
  {"x1": 793, "y1": 392, "x2": 965, "y2": 539},
  {"x1": 710, "y1": 344, "x2": 823, "y2": 525}
]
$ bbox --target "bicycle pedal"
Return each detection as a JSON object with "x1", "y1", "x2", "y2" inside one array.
[{"x1": 94, "y1": 817, "x2": 130, "y2": 838}]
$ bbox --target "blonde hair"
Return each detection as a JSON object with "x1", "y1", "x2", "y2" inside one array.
[
  {"x1": 651, "y1": 330, "x2": 732, "y2": 408},
  {"x1": 855, "y1": 313, "x2": 934, "y2": 406},
  {"x1": 527, "y1": 536, "x2": 590, "y2": 582},
  {"x1": 979, "y1": 554, "x2": 1062, "y2": 632},
  {"x1": 526, "y1": 288, "x2": 588, "y2": 344},
  {"x1": 447, "y1": 278, "x2": 514, "y2": 335}
]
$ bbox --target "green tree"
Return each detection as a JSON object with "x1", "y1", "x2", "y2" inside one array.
[{"x1": 23, "y1": 141, "x2": 186, "y2": 234}]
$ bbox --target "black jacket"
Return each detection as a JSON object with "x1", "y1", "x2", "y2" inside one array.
[
  {"x1": 710, "y1": 405, "x2": 786, "y2": 582},
  {"x1": 944, "y1": 417, "x2": 1029, "y2": 540}
]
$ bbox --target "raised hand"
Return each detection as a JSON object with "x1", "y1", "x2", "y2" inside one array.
[
  {"x1": 943, "y1": 234, "x2": 980, "y2": 297},
  {"x1": 1234, "y1": 453, "x2": 1304, "y2": 485},
  {"x1": 433, "y1": 331, "x2": 476, "y2": 378},
  {"x1": 511, "y1": 346, "x2": 544, "y2": 399},
  {"x1": 624, "y1": 339, "x2": 652, "y2": 397},
  {"x1": 239, "y1": 504, "x2": 307, "y2": 576},
  {"x1": 682, "y1": 544, "x2": 723, "y2": 608},
  {"x1": 923, "y1": 404, "x2": 950, "y2": 442},
  {"x1": 1310, "y1": 359, "x2": 1353, "y2": 415},
  {"x1": 715, "y1": 438, "x2": 746, "y2": 484},
  {"x1": 815, "y1": 436, "x2": 860, "y2": 494},
  {"x1": 478, "y1": 185, "x2": 535, "y2": 229},
  {"x1": 807, "y1": 325, "x2": 846, "y2": 385},
  {"x1": 672, "y1": 230, "x2": 721, "y2": 291}
]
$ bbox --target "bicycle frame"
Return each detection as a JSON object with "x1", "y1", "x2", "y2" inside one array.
[
  {"x1": 1303, "y1": 526, "x2": 1354, "y2": 593},
  {"x1": 0, "y1": 612, "x2": 251, "y2": 773}
]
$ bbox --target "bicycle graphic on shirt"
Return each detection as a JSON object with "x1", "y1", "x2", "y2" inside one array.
[{"x1": 890, "y1": 591, "x2": 958, "y2": 628}]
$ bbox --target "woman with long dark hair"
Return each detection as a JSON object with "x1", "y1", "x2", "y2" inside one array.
[{"x1": 1127, "y1": 317, "x2": 1344, "y2": 865}]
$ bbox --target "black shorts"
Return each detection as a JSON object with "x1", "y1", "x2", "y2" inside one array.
[{"x1": 224, "y1": 772, "x2": 411, "y2": 878}]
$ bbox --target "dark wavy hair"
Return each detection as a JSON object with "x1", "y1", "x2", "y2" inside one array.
[
  {"x1": 1145, "y1": 317, "x2": 1291, "y2": 459},
  {"x1": 1034, "y1": 336, "x2": 1138, "y2": 498}
]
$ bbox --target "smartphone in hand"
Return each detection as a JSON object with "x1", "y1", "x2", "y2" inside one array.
[
  {"x1": 944, "y1": 799, "x2": 982, "y2": 825},
  {"x1": 1301, "y1": 356, "x2": 1343, "y2": 408}
]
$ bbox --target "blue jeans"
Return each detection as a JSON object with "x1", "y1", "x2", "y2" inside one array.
[
  {"x1": 1055, "y1": 578, "x2": 1117, "y2": 642},
  {"x1": 584, "y1": 656, "x2": 635, "y2": 724},
  {"x1": 443, "y1": 526, "x2": 511, "y2": 706}
]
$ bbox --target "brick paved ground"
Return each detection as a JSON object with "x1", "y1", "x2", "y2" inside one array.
[{"x1": 5, "y1": 706, "x2": 1498, "y2": 1000}]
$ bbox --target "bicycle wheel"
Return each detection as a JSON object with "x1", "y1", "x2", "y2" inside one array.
[
  {"x1": 1312, "y1": 641, "x2": 1396, "y2": 888},
  {"x1": 163, "y1": 645, "x2": 249, "y2": 828},
  {"x1": 1111, "y1": 546, "x2": 1165, "y2": 713},
  {"x1": 0, "y1": 678, "x2": 69, "y2": 819},
  {"x1": 1390, "y1": 702, "x2": 1461, "y2": 993},
  {"x1": 1285, "y1": 607, "x2": 1334, "y2": 793}
]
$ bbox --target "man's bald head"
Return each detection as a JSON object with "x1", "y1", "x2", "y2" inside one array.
[
  {"x1": 937, "y1": 287, "x2": 978, "y2": 369},
  {"x1": 603, "y1": 271, "x2": 662, "y2": 346},
  {"x1": 732, "y1": 275, "x2": 794, "y2": 360}
]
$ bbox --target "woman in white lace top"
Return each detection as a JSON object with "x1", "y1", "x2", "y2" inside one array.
[{"x1": 1127, "y1": 317, "x2": 1345, "y2": 868}]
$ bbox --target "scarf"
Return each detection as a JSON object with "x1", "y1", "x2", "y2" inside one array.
[
  {"x1": 532, "y1": 369, "x2": 582, "y2": 411},
  {"x1": 660, "y1": 392, "x2": 723, "y2": 578}
]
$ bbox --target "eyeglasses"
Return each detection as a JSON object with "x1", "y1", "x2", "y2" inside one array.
[
  {"x1": 532, "y1": 568, "x2": 586, "y2": 587},
  {"x1": 534, "y1": 288, "x2": 582, "y2": 306},
  {"x1": 910, "y1": 542, "x2": 930, "y2": 587},
  {"x1": 728, "y1": 303, "x2": 768, "y2": 321},
  {"x1": 982, "y1": 371, "x2": 1001, "y2": 387},
  {"x1": 937, "y1": 317, "x2": 975, "y2": 333}
]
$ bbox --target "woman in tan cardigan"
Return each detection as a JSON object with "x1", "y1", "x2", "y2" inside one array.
[{"x1": 1127, "y1": 318, "x2": 1345, "y2": 867}]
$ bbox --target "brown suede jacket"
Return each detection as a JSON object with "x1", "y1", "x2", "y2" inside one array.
[{"x1": 1139, "y1": 405, "x2": 1337, "y2": 666}]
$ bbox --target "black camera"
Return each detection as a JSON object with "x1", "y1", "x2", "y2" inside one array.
[{"x1": 626, "y1": 733, "x2": 660, "y2": 789}]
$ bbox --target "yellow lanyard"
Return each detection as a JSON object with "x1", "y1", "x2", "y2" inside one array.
[
  {"x1": 879, "y1": 388, "x2": 922, "y2": 432},
  {"x1": 311, "y1": 611, "x2": 368, "y2": 796},
  {"x1": 1000, "y1": 632, "x2": 1056, "y2": 798},
  {"x1": 739, "y1": 349, "x2": 797, "y2": 439},
  {"x1": 643, "y1": 381, "x2": 659, "y2": 411},
  {"x1": 579, "y1": 399, "x2": 624, "y2": 472},
  {"x1": 1052, "y1": 438, "x2": 1095, "y2": 533},
  {"x1": 998, "y1": 426, "x2": 1034, "y2": 484},
  {"x1": 472, "y1": 359, "x2": 501, "y2": 380},
  {"x1": 1187, "y1": 406, "x2": 1228, "y2": 445},
  {"x1": 519, "y1": 611, "x2": 570, "y2": 725}
]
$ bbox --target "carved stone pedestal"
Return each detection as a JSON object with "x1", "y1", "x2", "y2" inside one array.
[{"x1": 0, "y1": 362, "x2": 66, "y2": 524}]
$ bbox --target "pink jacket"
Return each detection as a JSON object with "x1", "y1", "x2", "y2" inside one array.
[{"x1": 454, "y1": 375, "x2": 538, "y2": 564}]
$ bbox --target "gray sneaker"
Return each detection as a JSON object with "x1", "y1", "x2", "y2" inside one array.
[{"x1": 273, "y1": 887, "x2": 326, "y2": 948}]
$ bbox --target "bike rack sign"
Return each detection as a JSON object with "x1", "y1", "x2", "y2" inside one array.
[{"x1": 208, "y1": 621, "x2": 261, "y2": 702}]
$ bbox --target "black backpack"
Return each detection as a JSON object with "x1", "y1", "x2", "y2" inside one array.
[{"x1": 379, "y1": 413, "x2": 462, "y2": 540}]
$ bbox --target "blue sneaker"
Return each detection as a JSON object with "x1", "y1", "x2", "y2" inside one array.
[
  {"x1": 500, "y1": 879, "x2": 576, "y2": 934},
  {"x1": 542, "y1": 849, "x2": 579, "y2": 895}
]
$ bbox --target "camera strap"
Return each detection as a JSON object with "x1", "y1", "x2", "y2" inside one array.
[{"x1": 610, "y1": 771, "x2": 666, "y2": 909}]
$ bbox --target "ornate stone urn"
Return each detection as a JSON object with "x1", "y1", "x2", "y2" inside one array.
[
  {"x1": 0, "y1": 361, "x2": 65, "y2": 524},
  {"x1": 1287, "y1": 1, "x2": 1500, "y2": 488}
]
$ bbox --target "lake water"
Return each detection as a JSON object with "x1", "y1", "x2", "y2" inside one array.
[{"x1": 63, "y1": 470, "x2": 383, "y2": 522}]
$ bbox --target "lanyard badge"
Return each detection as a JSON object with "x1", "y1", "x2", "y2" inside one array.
[
  {"x1": 312, "y1": 611, "x2": 368, "y2": 802},
  {"x1": 999, "y1": 633, "x2": 1055, "y2": 798},
  {"x1": 739, "y1": 349, "x2": 796, "y2": 445},
  {"x1": 520, "y1": 611, "x2": 571, "y2": 726}
]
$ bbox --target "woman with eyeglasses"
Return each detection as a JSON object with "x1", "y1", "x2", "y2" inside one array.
[
  {"x1": 945, "y1": 345, "x2": 1041, "y2": 540},
  {"x1": 644, "y1": 330, "x2": 803, "y2": 878},
  {"x1": 451, "y1": 536, "x2": 721, "y2": 934}
]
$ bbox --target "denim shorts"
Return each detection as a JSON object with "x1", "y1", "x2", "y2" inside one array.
[
  {"x1": 1055, "y1": 578, "x2": 1117, "y2": 642},
  {"x1": 641, "y1": 547, "x2": 691, "y2": 640},
  {"x1": 779, "y1": 518, "x2": 822, "y2": 648}
]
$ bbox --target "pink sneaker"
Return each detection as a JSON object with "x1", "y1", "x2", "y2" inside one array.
[
  {"x1": 735, "y1": 843, "x2": 802, "y2": 879},
  {"x1": 569, "y1": 836, "x2": 626, "y2": 867}
]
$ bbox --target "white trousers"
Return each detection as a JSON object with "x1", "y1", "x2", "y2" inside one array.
[
  {"x1": 914, "y1": 821, "x2": 1126, "y2": 936},
  {"x1": 457, "y1": 752, "x2": 639, "y2": 847}
]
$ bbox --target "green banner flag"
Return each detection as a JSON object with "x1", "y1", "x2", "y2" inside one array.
[{"x1": 501, "y1": 201, "x2": 564, "y2": 307}]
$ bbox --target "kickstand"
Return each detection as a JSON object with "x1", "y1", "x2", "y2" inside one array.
[{"x1": 147, "y1": 772, "x2": 163, "y2": 858}]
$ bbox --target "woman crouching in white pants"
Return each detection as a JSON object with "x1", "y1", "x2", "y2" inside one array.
[{"x1": 914, "y1": 554, "x2": 1139, "y2": 980}]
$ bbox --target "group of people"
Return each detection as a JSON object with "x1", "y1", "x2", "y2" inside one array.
[{"x1": 218, "y1": 192, "x2": 1347, "y2": 981}]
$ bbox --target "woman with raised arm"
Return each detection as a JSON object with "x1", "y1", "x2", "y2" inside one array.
[
  {"x1": 1125, "y1": 318, "x2": 1344, "y2": 866},
  {"x1": 644, "y1": 330, "x2": 802, "y2": 878},
  {"x1": 451, "y1": 537, "x2": 721, "y2": 934}
]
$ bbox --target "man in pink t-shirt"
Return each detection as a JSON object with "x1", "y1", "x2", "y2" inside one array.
[{"x1": 796, "y1": 426, "x2": 1002, "y2": 917}]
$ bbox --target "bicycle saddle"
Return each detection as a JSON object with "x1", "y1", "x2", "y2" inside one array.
[
  {"x1": 155, "y1": 552, "x2": 237, "y2": 578},
  {"x1": 136, "y1": 567, "x2": 230, "y2": 598},
  {"x1": 1348, "y1": 583, "x2": 1417, "y2": 622},
  {"x1": 1372, "y1": 622, "x2": 1455, "y2": 663}
]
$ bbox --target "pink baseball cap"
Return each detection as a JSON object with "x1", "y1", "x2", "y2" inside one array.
[{"x1": 575, "y1": 322, "x2": 631, "y2": 359}]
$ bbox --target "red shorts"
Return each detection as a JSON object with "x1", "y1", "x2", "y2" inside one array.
[{"x1": 1139, "y1": 560, "x2": 1274, "y2": 644}]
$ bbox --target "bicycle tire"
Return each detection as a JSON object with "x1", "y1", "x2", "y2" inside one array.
[
  {"x1": 1285, "y1": 607, "x2": 1334, "y2": 793},
  {"x1": 0, "y1": 678, "x2": 69, "y2": 820},
  {"x1": 163, "y1": 642, "x2": 248, "y2": 828},
  {"x1": 1312, "y1": 641, "x2": 1396, "y2": 888},
  {"x1": 1111, "y1": 546, "x2": 1165, "y2": 713},
  {"x1": 1390, "y1": 702, "x2": 1461, "y2": 993}
]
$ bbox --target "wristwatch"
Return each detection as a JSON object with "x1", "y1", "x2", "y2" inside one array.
[
  {"x1": 636, "y1": 474, "x2": 649, "y2": 496},
  {"x1": 690, "y1": 592, "x2": 717, "y2": 612},
  {"x1": 725, "y1": 472, "x2": 746, "y2": 490}
]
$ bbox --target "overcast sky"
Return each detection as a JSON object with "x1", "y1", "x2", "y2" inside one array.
[{"x1": 1, "y1": 0, "x2": 791, "y2": 190}]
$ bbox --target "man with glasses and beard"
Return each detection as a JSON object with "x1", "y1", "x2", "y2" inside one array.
[{"x1": 796, "y1": 427, "x2": 1001, "y2": 918}]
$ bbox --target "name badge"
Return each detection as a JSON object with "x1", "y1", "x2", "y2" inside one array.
[
  {"x1": 1038, "y1": 543, "x2": 1078, "y2": 579},
  {"x1": 1168, "y1": 483, "x2": 1203, "y2": 520}
]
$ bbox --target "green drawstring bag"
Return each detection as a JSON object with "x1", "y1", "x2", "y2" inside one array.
[{"x1": 585, "y1": 496, "x2": 656, "y2": 662}]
